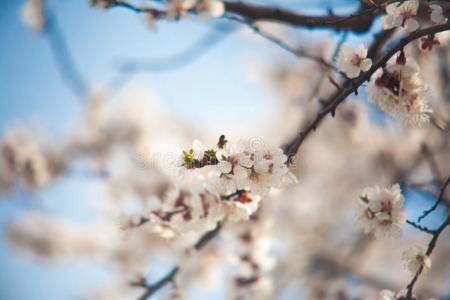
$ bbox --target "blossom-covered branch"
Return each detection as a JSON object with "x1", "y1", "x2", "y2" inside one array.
[
  {"x1": 283, "y1": 22, "x2": 450, "y2": 158},
  {"x1": 405, "y1": 185, "x2": 450, "y2": 299}
]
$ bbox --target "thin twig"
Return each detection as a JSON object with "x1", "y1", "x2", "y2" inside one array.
[
  {"x1": 406, "y1": 220, "x2": 435, "y2": 235},
  {"x1": 133, "y1": 221, "x2": 222, "y2": 300},
  {"x1": 418, "y1": 176, "x2": 450, "y2": 222},
  {"x1": 405, "y1": 192, "x2": 450, "y2": 299},
  {"x1": 225, "y1": 15, "x2": 341, "y2": 75}
]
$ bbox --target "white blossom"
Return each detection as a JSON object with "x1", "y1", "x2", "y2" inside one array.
[
  {"x1": 379, "y1": 289, "x2": 396, "y2": 300},
  {"x1": 20, "y1": 0, "x2": 45, "y2": 31},
  {"x1": 381, "y1": 0, "x2": 420, "y2": 32},
  {"x1": 430, "y1": 4, "x2": 448, "y2": 25},
  {"x1": 379, "y1": 289, "x2": 431, "y2": 300},
  {"x1": 196, "y1": 0, "x2": 225, "y2": 19},
  {"x1": 366, "y1": 56, "x2": 432, "y2": 126},
  {"x1": 175, "y1": 138, "x2": 298, "y2": 197},
  {"x1": 224, "y1": 197, "x2": 260, "y2": 222},
  {"x1": 402, "y1": 245, "x2": 432, "y2": 274},
  {"x1": 356, "y1": 183, "x2": 406, "y2": 238},
  {"x1": 0, "y1": 127, "x2": 65, "y2": 191},
  {"x1": 337, "y1": 44, "x2": 372, "y2": 78}
]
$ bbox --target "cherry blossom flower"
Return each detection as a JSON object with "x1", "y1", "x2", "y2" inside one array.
[
  {"x1": 224, "y1": 196, "x2": 260, "y2": 222},
  {"x1": 430, "y1": 4, "x2": 448, "y2": 25},
  {"x1": 196, "y1": 0, "x2": 225, "y2": 19},
  {"x1": 367, "y1": 56, "x2": 432, "y2": 126},
  {"x1": 379, "y1": 289, "x2": 397, "y2": 300},
  {"x1": 337, "y1": 44, "x2": 372, "y2": 78},
  {"x1": 178, "y1": 137, "x2": 297, "y2": 197},
  {"x1": 381, "y1": 0, "x2": 420, "y2": 32},
  {"x1": 0, "y1": 127, "x2": 66, "y2": 191},
  {"x1": 20, "y1": 0, "x2": 45, "y2": 32},
  {"x1": 356, "y1": 184, "x2": 406, "y2": 238},
  {"x1": 378, "y1": 289, "x2": 437, "y2": 300},
  {"x1": 402, "y1": 245, "x2": 432, "y2": 274}
]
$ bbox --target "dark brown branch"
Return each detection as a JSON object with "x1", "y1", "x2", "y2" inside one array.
[
  {"x1": 283, "y1": 23, "x2": 450, "y2": 158},
  {"x1": 110, "y1": 0, "x2": 389, "y2": 33},
  {"x1": 224, "y1": 1, "x2": 382, "y2": 33},
  {"x1": 194, "y1": 221, "x2": 222, "y2": 250}
]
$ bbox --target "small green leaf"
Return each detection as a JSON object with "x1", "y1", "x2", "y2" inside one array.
[{"x1": 359, "y1": 195, "x2": 369, "y2": 204}]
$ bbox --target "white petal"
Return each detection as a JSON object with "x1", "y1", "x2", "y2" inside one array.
[
  {"x1": 356, "y1": 44, "x2": 368, "y2": 58},
  {"x1": 393, "y1": 14, "x2": 404, "y2": 27},
  {"x1": 360, "y1": 59, "x2": 372, "y2": 71},
  {"x1": 404, "y1": 18, "x2": 419, "y2": 32},
  {"x1": 218, "y1": 160, "x2": 232, "y2": 174}
]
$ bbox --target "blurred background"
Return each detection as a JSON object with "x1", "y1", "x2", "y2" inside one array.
[{"x1": 1, "y1": 1, "x2": 450, "y2": 300}]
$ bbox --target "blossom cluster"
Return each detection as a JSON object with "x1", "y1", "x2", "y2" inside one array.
[
  {"x1": 228, "y1": 215, "x2": 275, "y2": 300},
  {"x1": 121, "y1": 185, "x2": 259, "y2": 239},
  {"x1": 118, "y1": 137, "x2": 297, "y2": 238},
  {"x1": 358, "y1": 185, "x2": 434, "y2": 298},
  {"x1": 165, "y1": 0, "x2": 225, "y2": 20},
  {"x1": 91, "y1": 0, "x2": 225, "y2": 21},
  {"x1": 356, "y1": 183, "x2": 406, "y2": 238},
  {"x1": 381, "y1": 0, "x2": 447, "y2": 32},
  {"x1": 0, "y1": 127, "x2": 66, "y2": 193},
  {"x1": 367, "y1": 54, "x2": 432, "y2": 126},
  {"x1": 178, "y1": 137, "x2": 297, "y2": 197}
]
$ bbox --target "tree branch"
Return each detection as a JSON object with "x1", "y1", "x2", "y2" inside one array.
[
  {"x1": 283, "y1": 23, "x2": 450, "y2": 158},
  {"x1": 405, "y1": 192, "x2": 450, "y2": 299},
  {"x1": 418, "y1": 176, "x2": 450, "y2": 222},
  {"x1": 225, "y1": 15, "x2": 341, "y2": 75},
  {"x1": 224, "y1": 1, "x2": 383, "y2": 33},
  {"x1": 133, "y1": 221, "x2": 222, "y2": 300}
]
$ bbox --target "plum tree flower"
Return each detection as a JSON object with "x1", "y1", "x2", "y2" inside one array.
[
  {"x1": 379, "y1": 290, "x2": 396, "y2": 300},
  {"x1": 402, "y1": 246, "x2": 432, "y2": 274},
  {"x1": 21, "y1": 0, "x2": 45, "y2": 31},
  {"x1": 356, "y1": 184, "x2": 406, "y2": 238},
  {"x1": 0, "y1": 127, "x2": 66, "y2": 192},
  {"x1": 430, "y1": 4, "x2": 448, "y2": 25},
  {"x1": 178, "y1": 136, "x2": 297, "y2": 197},
  {"x1": 224, "y1": 198, "x2": 260, "y2": 222},
  {"x1": 195, "y1": 0, "x2": 225, "y2": 19},
  {"x1": 366, "y1": 55, "x2": 432, "y2": 126},
  {"x1": 379, "y1": 289, "x2": 421, "y2": 300},
  {"x1": 337, "y1": 43, "x2": 372, "y2": 78},
  {"x1": 381, "y1": 0, "x2": 420, "y2": 32}
]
